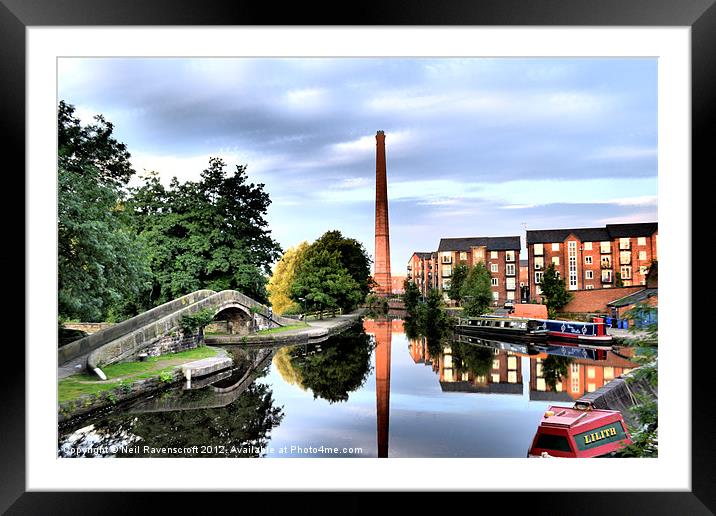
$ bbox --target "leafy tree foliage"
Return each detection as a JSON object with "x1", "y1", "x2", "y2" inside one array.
[
  {"x1": 58, "y1": 101, "x2": 150, "y2": 322},
  {"x1": 541, "y1": 355, "x2": 572, "y2": 390},
  {"x1": 540, "y1": 263, "x2": 573, "y2": 317},
  {"x1": 305, "y1": 230, "x2": 373, "y2": 302},
  {"x1": 267, "y1": 242, "x2": 310, "y2": 315},
  {"x1": 290, "y1": 249, "x2": 362, "y2": 315},
  {"x1": 403, "y1": 279, "x2": 421, "y2": 313},
  {"x1": 460, "y1": 263, "x2": 493, "y2": 316},
  {"x1": 447, "y1": 264, "x2": 469, "y2": 305},
  {"x1": 129, "y1": 158, "x2": 282, "y2": 306},
  {"x1": 450, "y1": 341, "x2": 494, "y2": 378}
]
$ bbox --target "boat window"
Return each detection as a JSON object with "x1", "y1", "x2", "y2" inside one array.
[{"x1": 535, "y1": 434, "x2": 572, "y2": 452}]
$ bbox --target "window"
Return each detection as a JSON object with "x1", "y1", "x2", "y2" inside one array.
[
  {"x1": 600, "y1": 241, "x2": 611, "y2": 254},
  {"x1": 492, "y1": 359, "x2": 500, "y2": 369},
  {"x1": 620, "y1": 251, "x2": 632, "y2": 265},
  {"x1": 568, "y1": 241, "x2": 578, "y2": 290},
  {"x1": 604, "y1": 367, "x2": 614, "y2": 380},
  {"x1": 584, "y1": 256, "x2": 593, "y2": 265},
  {"x1": 473, "y1": 248, "x2": 485, "y2": 261},
  {"x1": 534, "y1": 256, "x2": 544, "y2": 270},
  {"x1": 490, "y1": 251, "x2": 498, "y2": 259},
  {"x1": 584, "y1": 242, "x2": 592, "y2": 251},
  {"x1": 640, "y1": 265, "x2": 649, "y2": 276},
  {"x1": 620, "y1": 266, "x2": 632, "y2": 279},
  {"x1": 442, "y1": 265, "x2": 452, "y2": 277},
  {"x1": 602, "y1": 270, "x2": 613, "y2": 283},
  {"x1": 534, "y1": 243, "x2": 544, "y2": 256},
  {"x1": 552, "y1": 257, "x2": 560, "y2": 266},
  {"x1": 619, "y1": 238, "x2": 631, "y2": 250},
  {"x1": 601, "y1": 256, "x2": 612, "y2": 268},
  {"x1": 552, "y1": 243, "x2": 560, "y2": 251},
  {"x1": 638, "y1": 237, "x2": 646, "y2": 246},
  {"x1": 506, "y1": 263, "x2": 516, "y2": 276},
  {"x1": 442, "y1": 279, "x2": 451, "y2": 290},
  {"x1": 623, "y1": 280, "x2": 632, "y2": 286},
  {"x1": 586, "y1": 284, "x2": 594, "y2": 290},
  {"x1": 505, "y1": 250, "x2": 515, "y2": 262},
  {"x1": 535, "y1": 272, "x2": 544, "y2": 284},
  {"x1": 639, "y1": 251, "x2": 647, "y2": 261},
  {"x1": 586, "y1": 270, "x2": 594, "y2": 280},
  {"x1": 491, "y1": 278, "x2": 499, "y2": 287},
  {"x1": 507, "y1": 291, "x2": 515, "y2": 300},
  {"x1": 459, "y1": 252, "x2": 467, "y2": 262},
  {"x1": 536, "y1": 286, "x2": 543, "y2": 295},
  {"x1": 506, "y1": 278, "x2": 516, "y2": 290},
  {"x1": 441, "y1": 253, "x2": 452, "y2": 264},
  {"x1": 492, "y1": 291, "x2": 499, "y2": 300},
  {"x1": 491, "y1": 263, "x2": 498, "y2": 273}
]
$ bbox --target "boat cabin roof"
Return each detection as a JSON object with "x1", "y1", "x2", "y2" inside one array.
[{"x1": 540, "y1": 406, "x2": 620, "y2": 429}]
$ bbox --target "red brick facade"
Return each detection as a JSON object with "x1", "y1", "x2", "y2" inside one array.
[{"x1": 527, "y1": 223, "x2": 657, "y2": 303}]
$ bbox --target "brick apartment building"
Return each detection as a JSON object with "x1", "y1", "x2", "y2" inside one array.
[
  {"x1": 407, "y1": 252, "x2": 434, "y2": 296},
  {"x1": 526, "y1": 222, "x2": 658, "y2": 303}
]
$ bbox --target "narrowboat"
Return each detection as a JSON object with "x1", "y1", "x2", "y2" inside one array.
[
  {"x1": 533, "y1": 317, "x2": 612, "y2": 346},
  {"x1": 528, "y1": 403, "x2": 632, "y2": 458},
  {"x1": 455, "y1": 315, "x2": 549, "y2": 341}
]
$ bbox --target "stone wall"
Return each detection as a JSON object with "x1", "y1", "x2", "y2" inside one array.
[{"x1": 145, "y1": 332, "x2": 202, "y2": 358}]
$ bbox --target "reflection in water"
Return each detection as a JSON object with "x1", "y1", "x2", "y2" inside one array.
[
  {"x1": 281, "y1": 324, "x2": 374, "y2": 403},
  {"x1": 58, "y1": 318, "x2": 640, "y2": 458}
]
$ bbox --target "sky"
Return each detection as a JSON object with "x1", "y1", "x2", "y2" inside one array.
[{"x1": 58, "y1": 57, "x2": 657, "y2": 273}]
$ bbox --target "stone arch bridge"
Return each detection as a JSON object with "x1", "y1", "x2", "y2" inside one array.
[{"x1": 58, "y1": 290, "x2": 295, "y2": 378}]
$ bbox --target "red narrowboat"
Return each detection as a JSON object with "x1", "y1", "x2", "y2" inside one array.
[{"x1": 528, "y1": 404, "x2": 632, "y2": 458}]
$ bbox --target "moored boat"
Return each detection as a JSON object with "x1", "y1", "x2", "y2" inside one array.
[
  {"x1": 533, "y1": 317, "x2": 612, "y2": 346},
  {"x1": 455, "y1": 315, "x2": 549, "y2": 341},
  {"x1": 528, "y1": 404, "x2": 632, "y2": 458}
]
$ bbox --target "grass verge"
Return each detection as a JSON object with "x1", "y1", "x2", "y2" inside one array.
[{"x1": 58, "y1": 346, "x2": 217, "y2": 403}]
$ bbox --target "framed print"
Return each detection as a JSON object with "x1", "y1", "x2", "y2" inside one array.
[{"x1": 4, "y1": 0, "x2": 713, "y2": 513}]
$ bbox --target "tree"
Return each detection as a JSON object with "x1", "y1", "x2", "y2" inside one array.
[
  {"x1": 403, "y1": 279, "x2": 421, "y2": 313},
  {"x1": 447, "y1": 263, "x2": 469, "y2": 305},
  {"x1": 460, "y1": 263, "x2": 493, "y2": 316},
  {"x1": 540, "y1": 263, "x2": 573, "y2": 317},
  {"x1": 267, "y1": 242, "x2": 310, "y2": 315},
  {"x1": 290, "y1": 249, "x2": 362, "y2": 316},
  {"x1": 129, "y1": 157, "x2": 282, "y2": 305},
  {"x1": 58, "y1": 101, "x2": 150, "y2": 322},
  {"x1": 615, "y1": 271, "x2": 625, "y2": 288},
  {"x1": 305, "y1": 230, "x2": 373, "y2": 303}
]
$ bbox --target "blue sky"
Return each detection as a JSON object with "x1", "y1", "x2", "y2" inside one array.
[{"x1": 58, "y1": 58, "x2": 657, "y2": 272}]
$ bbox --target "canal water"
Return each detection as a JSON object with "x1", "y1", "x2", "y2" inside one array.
[{"x1": 58, "y1": 318, "x2": 638, "y2": 458}]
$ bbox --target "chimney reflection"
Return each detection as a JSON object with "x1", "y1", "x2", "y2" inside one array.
[{"x1": 365, "y1": 318, "x2": 403, "y2": 458}]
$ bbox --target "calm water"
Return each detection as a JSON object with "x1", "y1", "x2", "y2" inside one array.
[{"x1": 58, "y1": 318, "x2": 637, "y2": 458}]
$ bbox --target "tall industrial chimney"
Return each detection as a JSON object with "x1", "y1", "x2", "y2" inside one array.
[{"x1": 374, "y1": 130, "x2": 392, "y2": 296}]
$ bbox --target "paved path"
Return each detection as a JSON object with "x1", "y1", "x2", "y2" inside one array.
[{"x1": 608, "y1": 327, "x2": 651, "y2": 342}]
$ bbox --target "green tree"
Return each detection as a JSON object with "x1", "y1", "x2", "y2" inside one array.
[
  {"x1": 447, "y1": 264, "x2": 469, "y2": 305},
  {"x1": 540, "y1": 263, "x2": 573, "y2": 317},
  {"x1": 267, "y1": 242, "x2": 310, "y2": 315},
  {"x1": 403, "y1": 279, "x2": 421, "y2": 313},
  {"x1": 460, "y1": 263, "x2": 493, "y2": 316},
  {"x1": 305, "y1": 230, "x2": 373, "y2": 303},
  {"x1": 129, "y1": 157, "x2": 282, "y2": 306},
  {"x1": 58, "y1": 101, "x2": 150, "y2": 322},
  {"x1": 290, "y1": 249, "x2": 362, "y2": 316},
  {"x1": 615, "y1": 271, "x2": 625, "y2": 288},
  {"x1": 541, "y1": 355, "x2": 572, "y2": 390}
]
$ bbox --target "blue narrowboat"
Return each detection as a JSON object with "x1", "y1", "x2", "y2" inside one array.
[{"x1": 534, "y1": 317, "x2": 612, "y2": 346}]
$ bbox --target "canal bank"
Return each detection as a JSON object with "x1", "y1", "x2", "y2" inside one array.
[
  {"x1": 205, "y1": 308, "x2": 366, "y2": 347},
  {"x1": 58, "y1": 347, "x2": 234, "y2": 424}
]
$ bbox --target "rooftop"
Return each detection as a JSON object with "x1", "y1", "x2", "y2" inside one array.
[
  {"x1": 526, "y1": 222, "x2": 657, "y2": 244},
  {"x1": 437, "y1": 236, "x2": 521, "y2": 252}
]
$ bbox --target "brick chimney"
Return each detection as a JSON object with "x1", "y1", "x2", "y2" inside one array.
[{"x1": 374, "y1": 130, "x2": 392, "y2": 296}]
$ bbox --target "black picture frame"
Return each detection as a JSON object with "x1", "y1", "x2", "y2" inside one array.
[{"x1": 3, "y1": 0, "x2": 711, "y2": 513}]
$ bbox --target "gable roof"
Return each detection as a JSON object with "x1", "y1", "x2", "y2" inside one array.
[
  {"x1": 606, "y1": 223, "x2": 659, "y2": 238},
  {"x1": 437, "y1": 236, "x2": 521, "y2": 252}
]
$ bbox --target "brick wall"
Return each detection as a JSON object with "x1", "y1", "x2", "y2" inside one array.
[{"x1": 560, "y1": 286, "x2": 644, "y2": 314}]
